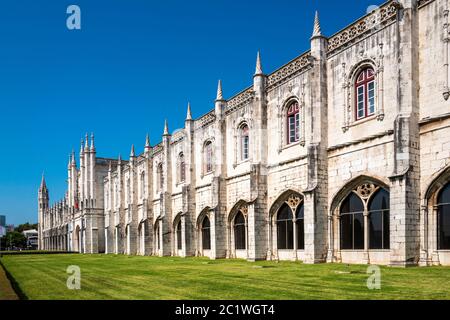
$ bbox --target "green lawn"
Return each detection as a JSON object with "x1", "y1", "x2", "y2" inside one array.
[{"x1": 1, "y1": 254, "x2": 449, "y2": 300}]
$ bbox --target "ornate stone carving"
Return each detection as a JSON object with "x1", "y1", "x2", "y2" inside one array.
[
  {"x1": 267, "y1": 52, "x2": 312, "y2": 90},
  {"x1": 286, "y1": 195, "x2": 301, "y2": 212},
  {"x1": 240, "y1": 205, "x2": 248, "y2": 217},
  {"x1": 225, "y1": 88, "x2": 254, "y2": 116},
  {"x1": 354, "y1": 183, "x2": 378, "y2": 200},
  {"x1": 195, "y1": 110, "x2": 216, "y2": 129},
  {"x1": 327, "y1": 2, "x2": 398, "y2": 55}
]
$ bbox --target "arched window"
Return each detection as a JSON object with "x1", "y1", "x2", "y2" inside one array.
[
  {"x1": 240, "y1": 124, "x2": 249, "y2": 161},
  {"x1": 202, "y1": 216, "x2": 211, "y2": 250},
  {"x1": 178, "y1": 153, "x2": 186, "y2": 183},
  {"x1": 277, "y1": 203, "x2": 293, "y2": 249},
  {"x1": 157, "y1": 163, "x2": 163, "y2": 192},
  {"x1": 176, "y1": 220, "x2": 182, "y2": 250},
  {"x1": 126, "y1": 178, "x2": 131, "y2": 205},
  {"x1": 368, "y1": 189, "x2": 390, "y2": 249},
  {"x1": 204, "y1": 141, "x2": 213, "y2": 174},
  {"x1": 438, "y1": 183, "x2": 450, "y2": 250},
  {"x1": 296, "y1": 203, "x2": 305, "y2": 250},
  {"x1": 355, "y1": 67, "x2": 375, "y2": 120},
  {"x1": 140, "y1": 172, "x2": 145, "y2": 200},
  {"x1": 340, "y1": 193, "x2": 364, "y2": 250},
  {"x1": 234, "y1": 211, "x2": 246, "y2": 250},
  {"x1": 286, "y1": 101, "x2": 300, "y2": 144}
]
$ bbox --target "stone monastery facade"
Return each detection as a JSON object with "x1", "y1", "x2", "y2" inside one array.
[{"x1": 39, "y1": 0, "x2": 450, "y2": 266}]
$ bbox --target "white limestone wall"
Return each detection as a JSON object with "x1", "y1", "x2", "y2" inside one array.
[{"x1": 327, "y1": 23, "x2": 398, "y2": 149}]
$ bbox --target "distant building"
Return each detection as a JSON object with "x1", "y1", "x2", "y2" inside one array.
[
  {"x1": 6, "y1": 225, "x2": 14, "y2": 233},
  {"x1": 23, "y1": 229, "x2": 38, "y2": 250}
]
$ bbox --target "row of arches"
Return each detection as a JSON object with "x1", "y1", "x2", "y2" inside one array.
[{"x1": 176, "y1": 179, "x2": 450, "y2": 257}]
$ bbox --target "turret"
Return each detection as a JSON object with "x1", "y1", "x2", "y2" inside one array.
[
  {"x1": 79, "y1": 138, "x2": 84, "y2": 202},
  {"x1": 89, "y1": 133, "x2": 96, "y2": 205},
  {"x1": 38, "y1": 174, "x2": 49, "y2": 250}
]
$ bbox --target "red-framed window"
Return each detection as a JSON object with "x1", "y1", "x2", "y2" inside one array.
[
  {"x1": 287, "y1": 101, "x2": 300, "y2": 144},
  {"x1": 355, "y1": 67, "x2": 375, "y2": 120},
  {"x1": 240, "y1": 124, "x2": 249, "y2": 160}
]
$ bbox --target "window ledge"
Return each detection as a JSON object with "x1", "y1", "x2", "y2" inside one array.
[
  {"x1": 234, "y1": 159, "x2": 250, "y2": 168},
  {"x1": 278, "y1": 140, "x2": 305, "y2": 153}
]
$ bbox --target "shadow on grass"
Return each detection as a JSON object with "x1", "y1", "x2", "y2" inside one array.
[{"x1": 0, "y1": 259, "x2": 28, "y2": 300}]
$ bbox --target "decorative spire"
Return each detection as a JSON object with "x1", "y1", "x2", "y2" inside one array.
[
  {"x1": 163, "y1": 119, "x2": 169, "y2": 135},
  {"x1": 312, "y1": 11, "x2": 322, "y2": 38},
  {"x1": 118, "y1": 154, "x2": 122, "y2": 165},
  {"x1": 84, "y1": 133, "x2": 89, "y2": 151},
  {"x1": 90, "y1": 133, "x2": 95, "y2": 151},
  {"x1": 71, "y1": 149, "x2": 76, "y2": 165},
  {"x1": 108, "y1": 160, "x2": 112, "y2": 172},
  {"x1": 186, "y1": 102, "x2": 192, "y2": 121},
  {"x1": 145, "y1": 133, "x2": 151, "y2": 149},
  {"x1": 40, "y1": 173, "x2": 48, "y2": 192},
  {"x1": 130, "y1": 144, "x2": 135, "y2": 158},
  {"x1": 255, "y1": 51, "x2": 263, "y2": 75},
  {"x1": 80, "y1": 138, "x2": 84, "y2": 155},
  {"x1": 216, "y1": 79, "x2": 223, "y2": 101}
]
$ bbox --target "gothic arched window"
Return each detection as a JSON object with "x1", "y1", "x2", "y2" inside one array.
[
  {"x1": 204, "y1": 141, "x2": 213, "y2": 174},
  {"x1": 176, "y1": 220, "x2": 182, "y2": 250},
  {"x1": 368, "y1": 189, "x2": 390, "y2": 249},
  {"x1": 178, "y1": 153, "x2": 186, "y2": 183},
  {"x1": 286, "y1": 101, "x2": 300, "y2": 144},
  {"x1": 140, "y1": 172, "x2": 145, "y2": 200},
  {"x1": 234, "y1": 211, "x2": 246, "y2": 250},
  {"x1": 126, "y1": 178, "x2": 131, "y2": 205},
  {"x1": 438, "y1": 182, "x2": 450, "y2": 250},
  {"x1": 157, "y1": 163, "x2": 163, "y2": 192},
  {"x1": 277, "y1": 203, "x2": 294, "y2": 249},
  {"x1": 355, "y1": 67, "x2": 375, "y2": 120},
  {"x1": 240, "y1": 124, "x2": 249, "y2": 161},
  {"x1": 340, "y1": 193, "x2": 364, "y2": 250},
  {"x1": 296, "y1": 203, "x2": 305, "y2": 250},
  {"x1": 202, "y1": 216, "x2": 211, "y2": 250}
]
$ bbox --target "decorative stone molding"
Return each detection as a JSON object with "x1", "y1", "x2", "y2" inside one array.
[
  {"x1": 267, "y1": 52, "x2": 312, "y2": 91},
  {"x1": 225, "y1": 87, "x2": 255, "y2": 116},
  {"x1": 418, "y1": 0, "x2": 435, "y2": 8},
  {"x1": 327, "y1": 1, "x2": 398, "y2": 56},
  {"x1": 195, "y1": 110, "x2": 216, "y2": 130},
  {"x1": 442, "y1": 7, "x2": 450, "y2": 100},
  {"x1": 354, "y1": 183, "x2": 378, "y2": 200},
  {"x1": 170, "y1": 130, "x2": 185, "y2": 145},
  {"x1": 286, "y1": 195, "x2": 302, "y2": 213}
]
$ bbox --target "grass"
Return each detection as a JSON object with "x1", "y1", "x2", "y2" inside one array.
[{"x1": 1, "y1": 253, "x2": 450, "y2": 300}]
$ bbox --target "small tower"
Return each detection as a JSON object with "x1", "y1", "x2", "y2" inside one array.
[{"x1": 38, "y1": 174, "x2": 49, "y2": 250}]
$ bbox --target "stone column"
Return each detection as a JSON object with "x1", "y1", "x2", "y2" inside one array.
[
  {"x1": 419, "y1": 205, "x2": 429, "y2": 266},
  {"x1": 363, "y1": 210, "x2": 370, "y2": 264}
]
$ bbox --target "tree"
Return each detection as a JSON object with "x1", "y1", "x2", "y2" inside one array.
[
  {"x1": 16, "y1": 222, "x2": 37, "y2": 233},
  {"x1": 0, "y1": 231, "x2": 27, "y2": 250}
]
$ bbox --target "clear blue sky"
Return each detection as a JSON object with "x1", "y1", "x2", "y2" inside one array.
[{"x1": 0, "y1": 0, "x2": 383, "y2": 226}]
